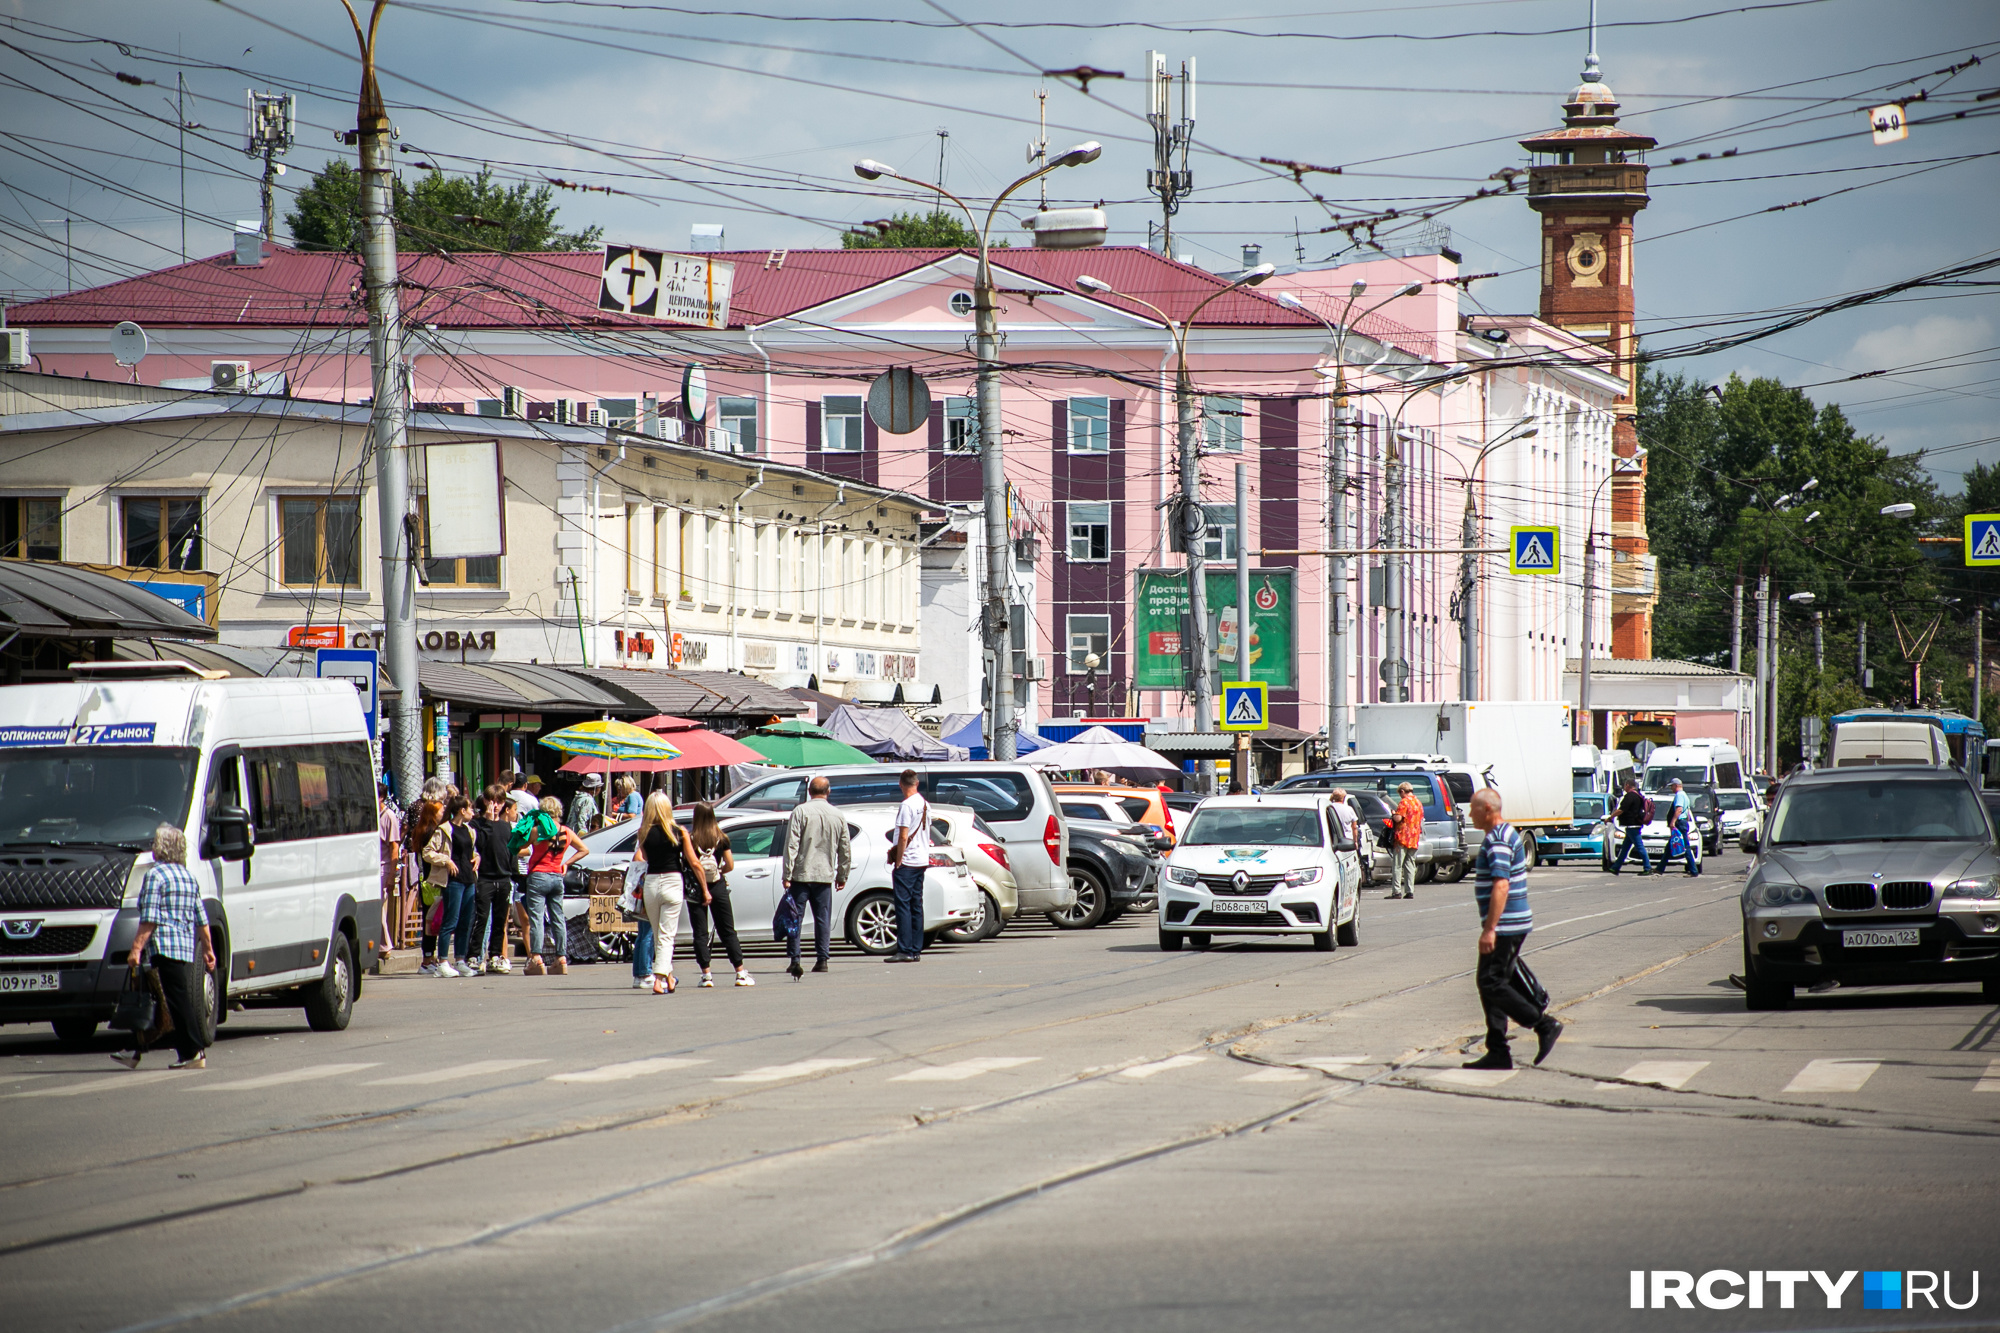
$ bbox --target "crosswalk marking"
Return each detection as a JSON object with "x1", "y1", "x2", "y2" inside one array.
[
  {"x1": 715, "y1": 1058, "x2": 869, "y2": 1084},
  {"x1": 1240, "y1": 1068, "x2": 1312, "y2": 1082},
  {"x1": 1427, "y1": 1067, "x2": 1518, "y2": 1088},
  {"x1": 1783, "y1": 1059, "x2": 1880, "y2": 1094},
  {"x1": 1975, "y1": 1060, "x2": 2000, "y2": 1093},
  {"x1": 547, "y1": 1057, "x2": 707, "y2": 1084},
  {"x1": 890, "y1": 1057, "x2": 1039, "y2": 1082},
  {"x1": 195, "y1": 1063, "x2": 380, "y2": 1091},
  {"x1": 11, "y1": 1071, "x2": 189, "y2": 1098},
  {"x1": 1295, "y1": 1056, "x2": 1370, "y2": 1073},
  {"x1": 1597, "y1": 1060, "x2": 1710, "y2": 1091},
  {"x1": 1118, "y1": 1054, "x2": 1206, "y2": 1080},
  {"x1": 365, "y1": 1060, "x2": 547, "y2": 1086}
]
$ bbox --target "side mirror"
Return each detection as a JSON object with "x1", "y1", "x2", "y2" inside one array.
[{"x1": 207, "y1": 804, "x2": 253, "y2": 862}]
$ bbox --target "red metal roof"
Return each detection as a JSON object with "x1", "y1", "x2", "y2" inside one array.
[{"x1": 6, "y1": 244, "x2": 1324, "y2": 333}]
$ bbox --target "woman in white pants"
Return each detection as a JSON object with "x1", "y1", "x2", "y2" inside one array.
[{"x1": 633, "y1": 792, "x2": 706, "y2": 995}]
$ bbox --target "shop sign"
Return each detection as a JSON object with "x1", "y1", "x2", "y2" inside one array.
[{"x1": 1132, "y1": 567, "x2": 1296, "y2": 691}]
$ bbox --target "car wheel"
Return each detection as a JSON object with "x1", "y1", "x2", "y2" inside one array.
[
  {"x1": 1446, "y1": 858, "x2": 1471, "y2": 883},
  {"x1": 1742, "y1": 940, "x2": 1792, "y2": 1012},
  {"x1": 303, "y1": 933, "x2": 355, "y2": 1032},
  {"x1": 1188, "y1": 932, "x2": 1211, "y2": 949},
  {"x1": 1520, "y1": 833, "x2": 1540, "y2": 870},
  {"x1": 1416, "y1": 862, "x2": 1438, "y2": 884},
  {"x1": 196, "y1": 955, "x2": 221, "y2": 1048},
  {"x1": 1047, "y1": 867, "x2": 1110, "y2": 929},
  {"x1": 1336, "y1": 910, "x2": 1359, "y2": 949},
  {"x1": 590, "y1": 923, "x2": 633, "y2": 965},
  {"x1": 1359, "y1": 853, "x2": 1375, "y2": 888},
  {"x1": 1312, "y1": 925, "x2": 1335, "y2": 952},
  {"x1": 846, "y1": 891, "x2": 900, "y2": 955},
  {"x1": 1158, "y1": 924, "x2": 1183, "y2": 952},
  {"x1": 943, "y1": 891, "x2": 995, "y2": 944},
  {"x1": 51, "y1": 1016, "x2": 97, "y2": 1048},
  {"x1": 1982, "y1": 977, "x2": 2000, "y2": 1003}
]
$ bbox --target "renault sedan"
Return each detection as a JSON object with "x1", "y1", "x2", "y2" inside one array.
[{"x1": 1157, "y1": 795, "x2": 1360, "y2": 952}]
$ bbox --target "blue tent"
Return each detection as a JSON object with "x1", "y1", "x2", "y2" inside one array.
[{"x1": 941, "y1": 714, "x2": 1045, "y2": 761}]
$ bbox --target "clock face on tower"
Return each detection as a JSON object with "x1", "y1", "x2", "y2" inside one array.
[{"x1": 1566, "y1": 231, "x2": 1607, "y2": 287}]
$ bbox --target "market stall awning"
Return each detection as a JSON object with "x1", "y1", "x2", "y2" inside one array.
[
  {"x1": 117, "y1": 638, "x2": 404, "y2": 695},
  {"x1": 823, "y1": 704, "x2": 964, "y2": 761},
  {"x1": 463, "y1": 662, "x2": 641, "y2": 714},
  {"x1": 0, "y1": 561, "x2": 217, "y2": 641},
  {"x1": 579, "y1": 667, "x2": 805, "y2": 721}
]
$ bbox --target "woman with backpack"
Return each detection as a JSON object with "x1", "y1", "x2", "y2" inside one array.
[{"x1": 686, "y1": 802, "x2": 753, "y2": 988}]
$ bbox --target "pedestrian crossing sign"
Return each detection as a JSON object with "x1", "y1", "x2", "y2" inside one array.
[
  {"x1": 1509, "y1": 525, "x2": 1561, "y2": 575},
  {"x1": 1966, "y1": 514, "x2": 2000, "y2": 566},
  {"x1": 1220, "y1": 681, "x2": 1269, "y2": 731}
]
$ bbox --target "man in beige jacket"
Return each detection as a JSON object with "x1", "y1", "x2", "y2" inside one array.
[{"x1": 782, "y1": 776, "x2": 852, "y2": 976}]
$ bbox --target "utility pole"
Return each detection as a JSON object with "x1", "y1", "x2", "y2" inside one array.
[
  {"x1": 1178, "y1": 359, "x2": 1214, "y2": 789},
  {"x1": 1383, "y1": 424, "x2": 1407, "y2": 702},
  {"x1": 1579, "y1": 529, "x2": 1596, "y2": 745},
  {"x1": 1977, "y1": 608, "x2": 1985, "y2": 725},
  {"x1": 1754, "y1": 569, "x2": 1769, "y2": 773},
  {"x1": 1235, "y1": 462, "x2": 1251, "y2": 791},
  {"x1": 1329, "y1": 386, "x2": 1349, "y2": 759},
  {"x1": 344, "y1": 1, "x2": 420, "y2": 801},
  {"x1": 1144, "y1": 51, "x2": 1194, "y2": 255},
  {"x1": 246, "y1": 91, "x2": 296, "y2": 241},
  {"x1": 1459, "y1": 483, "x2": 1479, "y2": 701},
  {"x1": 1813, "y1": 609, "x2": 1825, "y2": 674},
  {"x1": 1858, "y1": 620, "x2": 1868, "y2": 691},
  {"x1": 1730, "y1": 575, "x2": 1743, "y2": 674}
]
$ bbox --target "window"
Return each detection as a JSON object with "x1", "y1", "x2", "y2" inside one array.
[
  {"x1": 418, "y1": 496, "x2": 499, "y2": 587},
  {"x1": 598, "y1": 398, "x2": 638, "y2": 429},
  {"x1": 1200, "y1": 504, "x2": 1238, "y2": 561},
  {"x1": 278, "y1": 496, "x2": 362, "y2": 587},
  {"x1": 1067, "y1": 397, "x2": 1110, "y2": 453},
  {"x1": 948, "y1": 290, "x2": 975, "y2": 317},
  {"x1": 717, "y1": 397, "x2": 758, "y2": 453},
  {"x1": 929, "y1": 772, "x2": 1034, "y2": 823},
  {"x1": 1202, "y1": 395, "x2": 1245, "y2": 452},
  {"x1": 822, "y1": 395, "x2": 864, "y2": 452},
  {"x1": 0, "y1": 496, "x2": 59, "y2": 560},
  {"x1": 1065, "y1": 613, "x2": 1110, "y2": 675},
  {"x1": 945, "y1": 397, "x2": 977, "y2": 452},
  {"x1": 123, "y1": 496, "x2": 202, "y2": 570},
  {"x1": 1067, "y1": 502, "x2": 1111, "y2": 562},
  {"x1": 653, "y1": 508, "x2": 677, "y2": 600},
  {"x1": 244, "y1": 742, "x2": 377, "y2": 842},
  {"x1": 625, "y1": 503, "x2": 644, "y2": 593},
  {"x1": 736, "y1": 776, "x2": 807, "y2": 811}
]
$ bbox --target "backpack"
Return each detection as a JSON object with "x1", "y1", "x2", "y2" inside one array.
[{"x1": 1641, "y1": 794, "x2": 1656, "y2": 825}]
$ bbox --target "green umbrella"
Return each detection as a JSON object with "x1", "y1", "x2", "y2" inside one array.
[
  {"x1": 741, "y1": 728, "x2": 876, "y2": 768},
  {"x1": 756, "y1": 718, "x2": 833, "y2": 737}
]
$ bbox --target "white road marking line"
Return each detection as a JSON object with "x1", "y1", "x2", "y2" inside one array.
[
  {"x1": 364, "y1": 1059, "x2": 548, "y2": 1086},
  {"x1": 1974, "y1": 1060, "x2": 2000, "y2": 1093},
  {"x1": 1295, "y1": 1055, "x2": 1371, "y2": 1072},
  {"x1": 1240, "y1": 1068, "x2": 1313, "y2": 1082},
  {"x1": 715, "y1": 1058, "x2": 869, "y2": 1084},
  {"x1": 1597, "y1": 1060, "x2": 1709, "y2": 1090},
  {"x1": 195, "y1": 1063, "x2": 380, "y2": 1091},
  {"x1": 1427, "y1": 1067, "x2": 1519, "y2": 1088},
  {"x1": 1782, "y1": 1058, "x2": 1881, "y2": 1093},
  {"x1": 10, "y1": 1071, "x2": 189, "y2": 1098},
  {"x1": 1118, "y1": 1054, "x2": 1206, "y2": 1079},
  {"x1": 890, "y1": 1057, "x2": 1039, "y2": 1082},
  {"x1": 546, "y1": 1057, "x2": 707, "y2": 1084}
]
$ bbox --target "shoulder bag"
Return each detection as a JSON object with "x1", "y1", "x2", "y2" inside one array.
[
  {"x1": 1511, "y1": 953, "x2": 1550, "y2": 1011},
  {"x1": 110, "y1": 964, "x2": 159, "y2": 1034}
]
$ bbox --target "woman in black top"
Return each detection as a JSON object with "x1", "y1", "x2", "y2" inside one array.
[
  {"x1": 439, "y1": 797, "x2": 480, "y2": 976},
  {"x1": 687, "y1": 803, "x2": 750, "y2": 987},
  {"x1": 468, "y1": 786, "x2": 518, "y2": 974},
  {"x1": 635, "y1": 792, "x2": 705, "y2": 994}
]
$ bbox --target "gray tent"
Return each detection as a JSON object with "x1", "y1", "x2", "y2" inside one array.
[{"x1": 822, "y1": 705, "x2": 966, "y2": 762}]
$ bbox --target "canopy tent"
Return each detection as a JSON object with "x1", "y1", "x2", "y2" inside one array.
[
  {"x1": 1021, "y1": 725, "x2": 1179, "y2": 778},
  {"x1": 939, "y1": 713, "x2": 1046, "y2": 761},
  {"x1": 822, "y1": 705, "x2": 965, "y2": 762},
  {"x1": 741, "y1": 720, "x2": 877, "y2": 768}
]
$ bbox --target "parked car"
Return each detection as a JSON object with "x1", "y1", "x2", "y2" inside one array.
[
  {"x1": 1740, "y1": 766, "x2": 2000, "y2": 1009},
  {"x1": 929, "y1": 804, "x2": 1018, "y2": 942},
  {"x1": 1342, "y1": 790, "x2": 1389, "y2": 886},
  {"x1": 1054, "y1": 783, "x2": 1178, "y2": 846},
  {"x1": 1157, "y1": 795, "x2": 1362, "y2": 951},
  {"x1": 1161, "y1": 790, "x2": 1205, "y2": 818},
  {"x1": 712, "y1": 763, "x2": 1074, "y2": 916},
  {"x1": 1637, "y1": 783, "x2": 1724, "y2": 861},
  {"x1": 1540, "y1": 792, "x2": 1610, "y2": 866},
  {"x1": 1715, "y1": 789, "x2": 1762, "y2": 845},
  {"x1": 1276, "y1": 766, "x2": 1466, "y2": 879},
  {"x1": 1055, "y1": 794, "x2": 1173, "y2": 854},
  {"x1": 1052, "y1": 821, "x2": 1159, "y2": 930}
]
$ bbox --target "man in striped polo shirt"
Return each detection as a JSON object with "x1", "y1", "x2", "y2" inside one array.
[{"x1": 1465, "y1": 789, "x2": 1562, "y2": 1071}]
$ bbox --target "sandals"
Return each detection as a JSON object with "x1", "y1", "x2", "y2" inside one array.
[{"x1": 664, "y1": 972, "x2": 677, "y2": 994}]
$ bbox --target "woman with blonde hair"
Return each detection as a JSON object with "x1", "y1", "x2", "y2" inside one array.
[{"x1": 633, "y1": 791, "x2": 705, "y2": 994}]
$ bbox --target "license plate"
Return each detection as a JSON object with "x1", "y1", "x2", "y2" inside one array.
[
  {"x1": 1843, "y1": 928, "x2": 1920, "y2": 948},
  {"x1": 0, "y1": 971, "x2": 60, "y2": 993},
  {"x1": 1212, "y1": 898, "x2": 1263, "y2": 913}
]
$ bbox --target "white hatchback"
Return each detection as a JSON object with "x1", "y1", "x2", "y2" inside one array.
[{"x1": 1157, "y1": 795, "x2": 1362, "y2": 952}]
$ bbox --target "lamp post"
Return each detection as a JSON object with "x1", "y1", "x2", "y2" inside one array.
[
  {"x1": 855, "y1": 143, "x2": 1101, "y2": 760},
  {"x1": 1578, "y1": 448, "x2": 1646, "y2": 746},
  {"x1": 1275, "y1": 283, "x2": 1419, "y2": 757},
  {"x1": 1075, "y1": 264, "x2": 1276, "y2": 791},
  {"x1": 1379, "y1": 364, "x2": 1469, "y2": 702},
  {"x1": 1454, "y1": 415, "x2": 1539, "y2": 700}
]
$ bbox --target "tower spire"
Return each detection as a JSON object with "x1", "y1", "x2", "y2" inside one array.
[{"x1": 1583, "y1": 0, "x2": 1601, "y2": 83}]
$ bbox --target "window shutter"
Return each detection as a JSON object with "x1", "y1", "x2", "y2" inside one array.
[
  {"x1": 1111, "y1": 398, "x2": 1125, "y2": 452},
  {"x1": 805, "y1": 400, "x2": 821, "y2": 460},
  {"x1": 1051, "y1": 399, "x2": 1067, "y2": 451}
]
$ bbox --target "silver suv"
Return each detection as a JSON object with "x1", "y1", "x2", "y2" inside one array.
[{"x1": 1741, "y1": 767, "x2": 2000, "y2": 1009}]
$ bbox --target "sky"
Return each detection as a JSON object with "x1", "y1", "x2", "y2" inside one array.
[{"x1": 1, "y1": 0, "x2": 1994, "y2": 485}]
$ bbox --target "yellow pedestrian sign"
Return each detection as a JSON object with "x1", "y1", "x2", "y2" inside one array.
[
  {"x1": 1509, "y1": 525, "x2": 1560, "y2": 575},
  {"x1": 1220, "y1": 681, "x2": 1269, "y2": 731},
  {"x1": 1966, "y1": 514, "x2": 2000, "y2": 566}
]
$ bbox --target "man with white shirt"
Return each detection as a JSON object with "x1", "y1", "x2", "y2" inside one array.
[{"x1": 887, "y1": 769, "x2": 930, "y2": 963}]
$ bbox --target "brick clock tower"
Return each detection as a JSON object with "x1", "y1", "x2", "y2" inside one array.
[{"x1": 1521, "y1": 49, "x2": 1657, "y2": 658}]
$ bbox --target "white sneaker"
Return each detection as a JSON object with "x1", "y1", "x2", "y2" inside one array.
[
  {"x1": 420, "y1": 962, "x2": 438, "y2": 977},
  {"x1": 491, "y1": 957, "x2": 511, "y2": 974},
  {"x1": 699, "y1": 971, "x2": 715, "y2": 988},
  {"x1": 632, "y1": 977, "x2": 646, "y2": 989},
  {"x1": 735, "y1": 969, "x2": 755, "y2": 987},
  {"x1": 437, "y1": 960, "x2": 459, "y2": 977}
]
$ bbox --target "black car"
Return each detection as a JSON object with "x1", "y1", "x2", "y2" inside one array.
[{"x1": 1050, "y1": 820, "x2": 1159, "y2": 930}]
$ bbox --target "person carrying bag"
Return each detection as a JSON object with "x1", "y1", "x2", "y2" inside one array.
[{"x1": 111, "y1": 825, "x2": 216, "y2": 1072}]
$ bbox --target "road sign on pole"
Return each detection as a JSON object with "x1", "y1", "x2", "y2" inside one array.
[
  {"x1": 1966, "y1": 514, "x2": 2000, "y2": 566},
  {"x1": 866, "y1": 366, "x2": 931, "y2": 435},
  {"x1": 1220, "y1": 681, "x2": 1268, "y2": 731},
  {"x1": 1509, "y1": 525, "x2": 1560, "y2": 575},
  {"x1": 597, "y1": 246, "x2": 734, "y2": 328},
  {"x1": 316, "y1": 647, "x2": 379, "y2": 740}
]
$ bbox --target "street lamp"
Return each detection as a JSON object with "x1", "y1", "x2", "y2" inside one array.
[
  {"x1": 1577, "y1": 450, "x2": 1648, "y2": 746},
  {"x1": 1274, "y1": 281, "x2": 1420, "y2": 753},
  {"x1": 854, "y1": 142, "x2": 1101, "y2": 761},
  {"x1": 1378, "y1": 362, "x2": 1471, "y2": 702},
  {"x1": 1074, "y1": 263, "x2": 1276, "y2": 789},
  {"x1": 1881, "y1": 502, "x2": 1917, "y2": 519},
  {"x1": 1454, "y1": 416, "x2": 1539, "y2": 700}
]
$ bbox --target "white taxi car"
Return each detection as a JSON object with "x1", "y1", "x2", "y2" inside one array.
[{"x1": 1157, "y1": 795, "x2": 1362, "y2": 952}]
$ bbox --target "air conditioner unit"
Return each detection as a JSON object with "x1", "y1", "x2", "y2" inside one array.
[
  {"x1": 553, "y1": 399, "x2": 579, "y2": 425},
  {"x1": 501, "y1": 386, "x2": 526, "y2": 419},
  {"x1": 0, "y1": 329, "x2": 27, "y2": 368},
  {"x1": 587, "y1": 407, "x2": 605, "y2": 427},
  {"x1": 210, "y1": 360, "x2": 251, "y2": 391},
  {"x1": 1017, "y1": 656, "x2": 1047, "y2": 681}
]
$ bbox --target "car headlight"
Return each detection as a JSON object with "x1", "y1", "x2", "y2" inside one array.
[
  {"x1": 1284, "y1": 866, "x2": 1323, "y2": 886},
  {"x1": 1167, "y1": 865, "x2": 1200, "y2": 885},
  {"x1": 1754, "y1": 881, "x2": 1810, "y2": 907},
  {"x1": 1945, "y1": 875, "x2": 2000, "y2": 900}
]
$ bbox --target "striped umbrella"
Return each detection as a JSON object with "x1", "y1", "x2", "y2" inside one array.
[{"x1": 536, "y1": 719, "x2": 683, "y2": 761}]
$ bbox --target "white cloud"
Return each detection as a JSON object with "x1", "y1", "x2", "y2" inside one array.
[{"x1": 1843, "y1": 313, "x2": 1994, "y2": 378}]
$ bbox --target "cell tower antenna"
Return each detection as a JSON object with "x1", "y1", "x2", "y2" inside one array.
[
  {"x1": 1030, "y1": 87, "x2": 1049, "y2": 207},
  {"x1": 245, "y1": 89, "x2": 296, "y2": 241},
  {"x1": 1145, "y1": 50, "x2": 1195, "y2": 255}
]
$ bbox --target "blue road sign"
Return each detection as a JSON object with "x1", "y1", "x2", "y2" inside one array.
[
  {"x1": 1509, "y1": 525, "x2": 1560, "y2": 575},
  {"x1": 1966, "y1": 514, "x2": 2000, "y2": 567},
  {"x1": 316, "y1": 647, "x2": 379, "y2": 740},
  {"x1": 1220, "y1": 681, "x2": 1269, "y2": 732}
]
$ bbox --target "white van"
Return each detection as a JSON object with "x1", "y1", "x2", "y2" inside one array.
[
  {"x1": 1642, "y1": 740, "x2": 1745, "y2": 794},
  {"x1": 1829, "y1": 718, "x2": 1952, "y2": 767},
  {"x1": 1571, "y1": 744, "x2": 1636, "y2": 794},
  {"x1": 0, "y1": 662, "x2": 380, "y2": 1046}
]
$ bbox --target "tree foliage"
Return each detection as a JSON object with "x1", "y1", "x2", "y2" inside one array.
[
  {"x1": 841, "y1": 209, "x2": 985, "y2": 249},
  {"x1": 284, "y1": 161, "x2": 603, "y2": 254}
]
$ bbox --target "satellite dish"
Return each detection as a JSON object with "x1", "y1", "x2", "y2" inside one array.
[
  {"x1": 110, "y1": 321, "x2": 149, "y2": 367},
  {"x1": 681, "y1": 363, "x2": 708, "y2": 422}
]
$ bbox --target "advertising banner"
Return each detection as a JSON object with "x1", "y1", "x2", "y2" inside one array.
[{"x1": 1133, "y1": 567, "x2": 1295, "y2": 691}]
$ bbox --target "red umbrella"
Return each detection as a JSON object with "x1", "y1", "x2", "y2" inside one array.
[{"x1": 633, "y1": 714, "x2": 702, "y2": 732}]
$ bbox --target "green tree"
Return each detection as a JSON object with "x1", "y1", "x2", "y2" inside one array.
[
  {"x1": 841, "y1": 209, "x2": 985, "y2": 249},
  {"x1": 284, "y1": 161, "x2": 603, "y2": 253}
]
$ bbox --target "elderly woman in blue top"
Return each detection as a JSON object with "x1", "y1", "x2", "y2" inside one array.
[
  {"x1": 1463, "y1": 789, "x2": 1562, "y2": 1072},
  {"x1": 112, "y1": 824, "x2": 217, "y2": 1071}
]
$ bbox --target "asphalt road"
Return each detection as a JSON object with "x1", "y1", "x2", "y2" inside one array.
[{"x1": 4, "y1": 848, "x2": 1997, "y2": 1332}]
